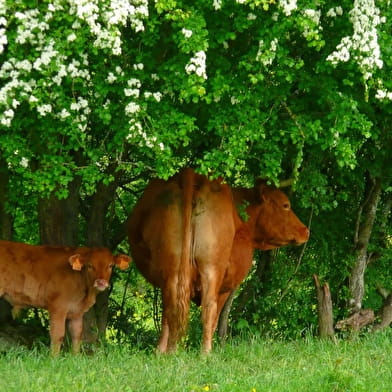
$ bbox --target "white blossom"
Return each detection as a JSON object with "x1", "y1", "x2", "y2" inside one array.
[
  {"x1": 375, "y1": 89, "x2": 386, "y2": 99},
  {"x1": 15, "y1": 59, "x2": 32, "y2": 72},
  {"x1": 70, "y1": 97, "x2": 89, "y2": 111},
  {"x1": 29, "y1": 95, "x2": 38, "y2": 103},
  {"x1": 0, "y1": 27, "x2": 7, "y2": 54},
  {"x1": 1, "y1": 108, "x2": 14, "y2": 126},
  {"x1": 304, "y1": 9, "x2": 321, "y2": 24},
  {"x1": 11, "y1": 99, "x2": 20, "y2": 109},
  {"x1": 107, "y1": 72, "x2": 117, "y2": 84},
  {"x1": 213, "y1": 0, "x2": 222, "y2": 10},
  {"x1": 124, "y1": 88, "x2": 140, "y2": 98},
  {"x1": 128, "y1": 78, "x2": 141, "y2": 88},
  {"x1": 302, "y1": 9, "x2": 322, "y2": 40},
  {"x1": 68, "y1": 0, "x2": 148, "y2": 55},
  {"x1": 327, "y1": 0, "x2": 384, "y2": 80},
  {"x1": 256, "y1": 39, "x2": 278, "y2": 66},
  {"x1": 37, "y1": 103, "x2": 52, "y2": 116},
  {"x1": 20, "y1": 157, "x2": 29, "y2": 168},
  {"x1": 125, "y1": 101, "x2": 140, "y2": 115},
  {"x1": 326, "y1": 6, "x2": 344, "y2": 18},
  {"x1": 115, "y1": 66, "x2": 124, "y2": 75},
  {"x1": 375, "y1": 88, "x2": 392, "y2": 101},
  {"x1": 133, "y1": 63, "x2": 144, "y2": 70},
  {"x1": 185, "y1": 50, "x2": 207, "y2": 79},
  {"x1": 182, "y1": 28, "x2": 193, "y2": 38},
  {"x1": 32, "y1": 41, "x2": 58, "y2": 71},
  {"x1": 279, "y1": 0, "x2": 297, "y2": 16},
  {"x1": 59, "y1": 108, "x2": 71, "y2": 119},
  {"x1": 153, "y1": 92, "x2": 162, "y2": 102},
  {"x1": 67, "y1": 32, "x2": 77, "y2": 42},
  {"x1": 231, "y1": 96, "x2": 240, "y2": 105},
  {"x1": 1, "y1": 117, "x2": 11, "y2": 126}
]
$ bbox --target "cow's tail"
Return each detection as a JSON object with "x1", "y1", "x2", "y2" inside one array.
[{"x1": 176, "y1": 167, "x2": 194, "y2": 340}]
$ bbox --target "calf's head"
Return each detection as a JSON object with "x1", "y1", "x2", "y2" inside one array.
[
  {"x1": 69, "y1": 249, "x2": 131, "y2": 291},
  {"x1": 251, "y1": 184, "x2": 309, "y2": 250}
]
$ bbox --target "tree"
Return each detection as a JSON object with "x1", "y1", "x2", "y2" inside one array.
[{"x1": 0, "y1": 0, "x2": 391, "y2": 345}]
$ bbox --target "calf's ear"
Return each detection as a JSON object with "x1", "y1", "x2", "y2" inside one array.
[
  {"x1": 69, "y1": 254, "x2": 84, "y2": 271},
  {"x1": 114, "y1": 255, "x2": 131, "y2": 270}
]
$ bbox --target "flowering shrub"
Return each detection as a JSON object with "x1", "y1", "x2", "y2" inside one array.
[{"x1": 0, "y1": 0, "x2": 391, "y2": 191}]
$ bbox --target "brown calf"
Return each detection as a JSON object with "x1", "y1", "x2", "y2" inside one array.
[{"x1": 0, "y1": 240, "x2": 131, "y2": 355}]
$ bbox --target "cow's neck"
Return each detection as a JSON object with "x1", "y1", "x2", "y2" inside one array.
[
  {"x1": 233, "y1": 187, "x2": 257, "y2": 217},
  {"x1": 232, "y1": 187, "x2": 260, "y2": 235}
]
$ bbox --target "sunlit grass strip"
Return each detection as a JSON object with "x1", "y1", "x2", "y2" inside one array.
[{"x1": 0, "y1": 332, "x2": 391, "y2": 392}]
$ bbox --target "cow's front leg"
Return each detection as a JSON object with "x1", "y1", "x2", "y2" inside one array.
[
  {"x1": 68, "y1": 316, "x2": 84, "y2": 354},
  {"x1": 49, "y1": 310, "x2": 67, "y2": 356}
]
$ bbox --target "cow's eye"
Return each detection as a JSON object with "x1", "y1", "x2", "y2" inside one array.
[
  {"x1": 109, "y1": 264, "x2": 114, "y2": 269},
  {"x1": 283, "y1": 203, "x2": 290, "y2": 210}
]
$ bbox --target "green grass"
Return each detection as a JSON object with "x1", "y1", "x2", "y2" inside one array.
[{"x1": 0, "y1": 332, "x2": 391, "y2": 392}]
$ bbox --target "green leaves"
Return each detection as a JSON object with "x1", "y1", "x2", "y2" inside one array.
[{"x1": 1, "y1": 0, "x2": 392, "y2": 199}]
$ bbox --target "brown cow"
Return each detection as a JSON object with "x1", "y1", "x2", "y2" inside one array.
[
  {"x1": 0, "y1": 240, "x2": 131, "y2": 355},
  {"x1": 128, "y1": 168, "x2": 309, "y2": 353}
]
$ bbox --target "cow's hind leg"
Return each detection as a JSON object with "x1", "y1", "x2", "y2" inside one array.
[
  {"x1": 200, "y1": 269, "x2": 225, "y2": 354},
  {"x1": 157, "y1": 313, "x2": 169, "y2": 353},
  {"x1": 159, "y1": 277, "x2": 189, "y2": 353}
]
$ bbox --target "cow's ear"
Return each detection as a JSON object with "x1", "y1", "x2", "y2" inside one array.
[
  {"x1": 255, "y1": 183, "x2": 269, "y2": 202},
  {"x1": 69, "y1": 254, "x2": 84, "y2": 271},
  {"x1": 114, "y1": 254, "x2": 131, "y2": 270}
]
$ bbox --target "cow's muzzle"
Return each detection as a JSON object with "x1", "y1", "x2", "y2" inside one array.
[{"x1": 94, "y1": 279, "x2": 109, "y2": 291}]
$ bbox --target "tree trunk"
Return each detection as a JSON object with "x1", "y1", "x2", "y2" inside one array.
[
  {"x1": 38, "y1": 177, "x2": 81, "y2": 246},
  {"x1": 37, "y1": 180, "x2": 81, "y2": 349},
  {"x1": 234, "y1": 251, "x2": 273, "y2": 314},
  {"x1": 335, "y1": 309, "x2": 374, "y2": 331},
  {"x1": 313, "y1": 275, "x2": 334, "y2": 338},
  {"x1": 83, "y1": 176, "x2": 122, "y2": 343},
  {"x1": 218, "y1": 251, "x2": 274, "y2": 340},
  {"x1": 349, "y1": 176, "x2": 382, "y2": 313},
  {"x1": 0, "y1": 160, "x2": 13, "y2": 325},
  {"x1": 373, "y1": 288, "x2": 392, "y2": 331},
  {"x1": 0, "y1": 159, "x2": 12, "y2": 240}
]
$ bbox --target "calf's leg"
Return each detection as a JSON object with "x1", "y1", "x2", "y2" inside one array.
[
  {"x1": 68, "y1": 316, "x2": 84, "y2": 354},
  {"x1": 49, "y1": 310, "x2": 67, "y2": 356}
]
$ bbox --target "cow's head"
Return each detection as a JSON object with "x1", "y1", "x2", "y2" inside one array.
[
  {"x1": 250, "y1": 184, "x2": 309, "y2": 250},
  {"x1": 69, "y1": 249, "x2": 131, "y2": 291}
]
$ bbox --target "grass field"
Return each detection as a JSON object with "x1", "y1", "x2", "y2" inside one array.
[{"x1": 0, "y1": 332, "x2": 391, "y2": 392}]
